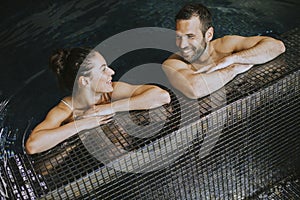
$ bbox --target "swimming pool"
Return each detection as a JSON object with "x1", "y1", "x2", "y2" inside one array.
[
  {"x1": 0, "y1": 0, "x2": 299, "y2": 199},
  {"x1": 0, "y1": 0, "x2": 297, "y2": 152}
]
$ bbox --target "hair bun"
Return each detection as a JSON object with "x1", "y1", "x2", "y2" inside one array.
[
  {"x1": 49, "y1": 47, "x2": 92, "y2": 91},
  {"x1": 50, "y1": 49, "x2": 72, "y2": 76}
]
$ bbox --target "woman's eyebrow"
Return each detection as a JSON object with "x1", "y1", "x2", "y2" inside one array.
[{"x1": 100, "y1": 64, "x2": 107, "y2": 69}]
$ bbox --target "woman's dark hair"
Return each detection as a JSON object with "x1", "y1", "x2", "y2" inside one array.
[
  {"x1": 175, "y1": 3, "x2": 212, "y2": 35},
  {"x1": 49, "y1": 47, "x2": 95, "y2": 91}
]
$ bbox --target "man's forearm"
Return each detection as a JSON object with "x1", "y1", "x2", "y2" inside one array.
[
  {"x1": 188, "y1": 65, "x2": 237, "y2": 99},
  {"x1": 230, "y1": 38, "x2": 285, "y2": 65},
  {"x1": 189, "y1": 64, "x2": 253, "y2": 99},
  {"x1": 198, "y1": 67, "x2": 235, "y2": 93}
]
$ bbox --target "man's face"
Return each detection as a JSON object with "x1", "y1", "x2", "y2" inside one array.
[{"x1": 176, "y1": 16, "x2": 207, "y2": 63}]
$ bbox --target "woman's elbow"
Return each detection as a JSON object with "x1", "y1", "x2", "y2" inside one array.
[
  {"x1": 163, "y1": 90, "x2": 171, "y2": 104},
  {"x1": 25, "y1": 138, "x2": 39, "y2": 154},
  {"x1": 25, "y1": 142, "x2": 36, "y2": 155},
  {"x1": 158, "y1": 89, "x2": 171, "y2": 105},
  {"x1": 149, "y1": 87, "x2": 171, "y2": 108}
]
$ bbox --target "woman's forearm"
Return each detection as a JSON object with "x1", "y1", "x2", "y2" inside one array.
[
  {"x1": 112, "y1": 87, "x2": 170, "y2": 112},
  {"x1": 25, "y1": 119, "x2": 96, "y2": 154}
]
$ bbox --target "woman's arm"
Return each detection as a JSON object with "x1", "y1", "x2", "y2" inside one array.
[
  {"x1": 83, "y1": 82, "x2": 171, "y2": 117},
  {"x1": 111, "y1": 82, "x2": 171, "y2": 111},
  {"x1": 25, "y1": 101, "x2": 112, "y2": 154}
]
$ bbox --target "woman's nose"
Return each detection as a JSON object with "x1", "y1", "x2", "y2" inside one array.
[{"x1": 108, "y1": 67, "x2": 115, "y2": 75}]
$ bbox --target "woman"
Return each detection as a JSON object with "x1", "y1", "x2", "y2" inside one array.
[{"x1": 25, "y1": 47, "x2": 171, "y2": 154}]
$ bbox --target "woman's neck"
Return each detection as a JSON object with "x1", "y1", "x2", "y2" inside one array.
[{"x1": 73, "y1": 89, "x2": 103, "y2": 110}]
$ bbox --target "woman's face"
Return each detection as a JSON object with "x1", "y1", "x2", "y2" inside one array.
[{"x1": 89, "y1": 52, "x2": 115, "y2": 93}]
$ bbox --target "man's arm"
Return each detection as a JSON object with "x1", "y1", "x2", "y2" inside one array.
[
  {"x1": 162, "y1": 58, "x2": 252, "y2": 99},
  {"x1": 206, "y1": 35, "x2": 285, "y2": 72}
]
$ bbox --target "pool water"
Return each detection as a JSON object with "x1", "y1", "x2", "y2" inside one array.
[{"x1": 0, "y1": 0, "x2": 299, "y2": 155}]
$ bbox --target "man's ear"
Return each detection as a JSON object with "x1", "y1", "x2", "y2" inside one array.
[
  {"x1": 78, "y1": 76, "x2": 89, "y2": 87},
  {"x1": 205, "y1": 27, "x2": 214, "y2": 42}
]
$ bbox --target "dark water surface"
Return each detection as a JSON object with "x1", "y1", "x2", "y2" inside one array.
[{"x1": 0, "y1": 0, "x2": 299, "y2": 138}]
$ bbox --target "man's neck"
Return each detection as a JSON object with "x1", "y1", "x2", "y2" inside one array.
[{"x1": 193, "y1": 43, "x2": 214, "y2": 66}]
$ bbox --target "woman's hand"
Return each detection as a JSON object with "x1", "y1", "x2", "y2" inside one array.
[{"x1": 76, "y1": 114, "x2": 114, "y2": 130}]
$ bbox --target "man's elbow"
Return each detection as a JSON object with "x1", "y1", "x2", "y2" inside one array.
[
  {"x1": 182, "y1": 83, "x2": 207, "y2": 100},
  {"x1": 278, "y1": 40, "x2": 286, "y2": 54},
  {"x1": 184, "y1": 90, "x2": 205, "y2": 100},
  {"x1": 272, "y1": 38, "x2": 285, "y2": 55}
]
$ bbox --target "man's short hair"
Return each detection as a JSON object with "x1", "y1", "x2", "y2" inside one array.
[{"x1": 175, "y1": 3, "x2": 212, "y2": 34}]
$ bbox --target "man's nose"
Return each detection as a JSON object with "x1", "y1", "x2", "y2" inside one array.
[{"x1": 178, "y1": 38, "x2": 188, "y2": 49}]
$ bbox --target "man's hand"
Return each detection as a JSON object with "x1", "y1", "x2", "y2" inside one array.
[
  {"x1": 193, "y1": 63, "x2": 215, "y2": 74},
  {"x1": 231, "y1": 64, "x2": 253, "y2": 75},
  {"x1": 193, "y1": 56, "x2": 234, "y2": 74}
]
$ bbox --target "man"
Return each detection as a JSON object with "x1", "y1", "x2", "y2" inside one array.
[{"x1": 162, "y1": 3, "x2": 285, "y2": 99}]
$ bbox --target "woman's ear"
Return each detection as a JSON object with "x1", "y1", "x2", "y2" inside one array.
[
  {"x1": 78, "y1": 76, "x2": 89, "y2": 87},
  {"x1": 205, "y1": 27, "x2": 214, "y2": 42}
]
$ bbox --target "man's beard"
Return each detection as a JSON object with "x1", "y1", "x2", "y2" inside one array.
[{"x1": 181, "y1": 41, "x2": 207, "y2": 63}]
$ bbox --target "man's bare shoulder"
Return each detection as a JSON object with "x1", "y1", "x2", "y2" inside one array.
[
  {"x1": 211, "y1": 35, "x2": 242, "y2": 54},
  {"x1": 213, "y1": 35, "x2": 244, "y2": 43},
  {"x1": 163, "y1": 53, "x2": 189, "y2": 69},
  {"x1": 168, "y1": 53, "x2": 185, "y2": 61}
]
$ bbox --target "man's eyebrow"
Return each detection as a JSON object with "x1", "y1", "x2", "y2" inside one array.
[
  {"x1": 176, "y1": 32, "x2": 196, "y2": 37},
  {"x1": 101, "y1": 64, "x2": 107, "y2": 67},
  {"x1": 186, "y1": 33, "x2": 196, "y2": 36}
]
